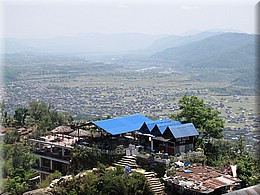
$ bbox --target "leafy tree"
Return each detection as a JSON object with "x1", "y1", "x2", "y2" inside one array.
[
  {"x1": 3, "y1": 142, "x2": 37, "y2": 195},
  {"x1": 4, "y1": 130, "x2": 20, "y2": 144},
  {"x1": 234, "y1": 152, "x2": 260, "y2": 187},
  {"x1": 69, "y1": 146, "x2": 123, "y2": 174},
  {"x1": 4, "y1": 176, "x2": 28, "y2": 195},
  {"x1": 50, "y1": 165, "x2": 153, "y2": 195},
  {"x1": 234, "y1": 135, "x2": 246, "y2": 155},
  {"x1": 231, "y1": 136, "x2": 260, "y2": 186},
  {"x1": 27, "y1": 101, "x2": 68, "y2": 133},
  {"x1": 28, "y1": 101, "x2": 50, "y2": 121},
  {"x1": 14, "y1": 107, "x2": 28, "y2": 126},
  {"x1": 171, "y1": 96, "x2": 224, "y2": 141}
]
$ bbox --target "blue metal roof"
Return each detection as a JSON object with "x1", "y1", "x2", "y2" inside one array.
[
  {"x1": 155, "y1": 121, "x2": 182, "y2": 134},
  {"x1": 167, "y1": 123, "x2": 199, "y2": 138},
  {"x1": 93, "y1": 114, "x2": 152, "y2": 135},
  {"x1": 145, "y1": 119, "x2": 171, "y2": 131}
]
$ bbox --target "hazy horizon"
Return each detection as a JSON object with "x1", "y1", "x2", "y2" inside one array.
[{"x1": 1, "y1": 0, "x2": 258, "y2": 39}]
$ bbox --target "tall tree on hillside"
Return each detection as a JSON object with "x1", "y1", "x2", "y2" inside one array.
[
  {"x1": 28, "y1": 101, "x2": 67, "y2": 132},
  {"x1": 28, "y1": 101, "x2": 50, "y2": 121},
  {"x1": 14, "y1": 107, "x2": 28, "y2": 126},
  {"x1": 170, "y1": 95, "x2": 224, "y2": 142}
]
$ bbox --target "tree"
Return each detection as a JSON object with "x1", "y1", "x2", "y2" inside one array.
[
  {"x1": 28, "y1": 101, "x2": 50, "y2": 121},
  {"x1": 27, "y1": 101, "x2": 68, "y2": 133},
  {"x1": 3, "y1": 142, "x2": 37, "y2": 195},
  {"x1": 170, "y1": 95, "x2": 224, "y2": 140},
  {"x1": 14, "y1": 107, "x2": 28, "y2": 126},
  {"x1": 50, "y1": 165, "x2": 153, "y2": 195},
  {"x1": 4, "y1": 130, "x2": 20, "y2": 144},
  {"x1": 234, "y1": 135, "x2": 246, "y2": 155},
  {"x1": 4, "y1": 176, "x2": 28, "y2": 195}
]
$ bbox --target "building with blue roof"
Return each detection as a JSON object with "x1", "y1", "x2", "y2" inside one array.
[
  {"x1": 166, "y1": 123, "x2": 199, "y2": 139},
  {"x1": 139, "y1": 119, "x2": 171, "y2": 135},
  {"x1": 92, "y1": 114, "x2": 199, "y2": 155},
  {"x1": 92, "y1": 114, "x2": 152, "y2": 135},
  {"x1": 156, "y1": 123, "x2": 199, "y2": 155},
  {"x1": 151, "y1": 121, "x2": 182, "y2": 136},
  {"x1": 137, "y1": 119, "x2": 199, "y2": 155}
]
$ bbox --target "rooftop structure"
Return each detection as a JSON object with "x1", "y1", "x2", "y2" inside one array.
[
  {"x1": 92, "y1": 114, "x2": 152, "y2": 135},
  {"x1": 165, "y1": 123, "x2": 199, "y2": 139},
  {"x1": 140, "y1": 119, "x2": 172, "y2": 134},
  {"x1": 152, "y1": 121, "x2": 182, "y2": 136},
  {"x1": 30, "y1": 134, "x2": 78, "y2": 181},
  {"x1": 164, "y1": 164, "x2": 242, "y2": 194},
  {"x1": 139, "y1": 119, "x2": 199, "y2": 155}
]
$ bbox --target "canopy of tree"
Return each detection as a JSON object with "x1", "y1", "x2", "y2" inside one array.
[
  {"x1": 170, "y1": 95, "x2": 224, "y2": 140},
  {"x1": 49, "y1": 164, "x2": 153, "y2": 195}
]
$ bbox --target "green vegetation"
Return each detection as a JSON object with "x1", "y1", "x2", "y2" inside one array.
[
  {"x1": 1, "y1": 95, "x2": 258, "y2": 194},
  {"x1": 171, "y1": 95, "x2": 224, "y2": 141},
  {"x1": 0, "y1": 101, "x2": 71, "y2": 194},
  {"x1": 69, "y1": 146, "x2": 124, "y2": 174},
  {"x1": 1, "y1": 100, "x2": 72, "y2": 137},
  {"x1": 1, "y1": 141, "x2": 38, "y2": 195},
  {"x1": 170, "y1": 96, "x2": 259, "y2": 187},
  {"x1": 50, "y1": 164, "x2": 153, "y2": 195},
  {"x1": 37, "y1": 171, "x2": 62, "y2": 189}
]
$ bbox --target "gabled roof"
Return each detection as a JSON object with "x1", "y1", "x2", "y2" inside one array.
[
  {"x1": 153, "y1": 121, "x2": 182, "y2": 134},
  {"x1": 140, "y1": 119, "x2": 171, "y2": 134},
  {"x1": 166, "y1": 123, "x2": 199, "y2": 138},
  {"x1": 92, "y1": 114, "x2": 152, "y2": 135}
]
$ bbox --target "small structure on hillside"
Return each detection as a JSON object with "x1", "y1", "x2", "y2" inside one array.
[
  {"x1": 139, "y1": 120, "x2": 199, "y2": 155},
  {"x1": 163, "y1": 163, "x2": 242, "y2": 194}
]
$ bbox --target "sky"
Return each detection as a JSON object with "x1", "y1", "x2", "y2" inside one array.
[{"x1": 0, "y1": 0, "x2": 259, "y2": 39}]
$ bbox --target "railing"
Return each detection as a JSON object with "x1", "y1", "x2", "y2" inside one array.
[
  {"x1": 32, "y1": 150, "x2": 71, "y2": 164},
  {"x1": 31, "y1": 165, "x2": 55, "y2": 174},
  {"x1": 176, "y1": 151, "x2": 204, "y2": 160},
  {"x1": 78, "y1": 145, "x2": 126, "y2": 155},
  {"x1": 136, "y1": 153, "x2": 169, "y2": 164}
]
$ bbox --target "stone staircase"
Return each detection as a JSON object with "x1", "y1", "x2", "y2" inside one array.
[
  {"x1": 114, "y1": 156, "x2": 165, "y2": 195},
  {"x1": 113, "y1": 155, "x2": 139, "y2": 168},
  {"x1": 135, "y1": 169, "x2": 165, "y2": 195}
]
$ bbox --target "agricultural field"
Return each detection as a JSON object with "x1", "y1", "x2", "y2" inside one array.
[{"x1": 2, "y1": 54, "x2": 259, "y2": 146}]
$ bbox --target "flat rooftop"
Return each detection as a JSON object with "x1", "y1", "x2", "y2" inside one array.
[
  {"x1": 30, "y1": 134, "x2": 78, "y2": 149},
  {"x1": 164, "y1": 164, "x2": 242, "y2": 193}
]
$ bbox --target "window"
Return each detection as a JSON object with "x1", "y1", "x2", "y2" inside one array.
[{"x1": 182, "y1": 137, "x2": 189, "y2": 141}]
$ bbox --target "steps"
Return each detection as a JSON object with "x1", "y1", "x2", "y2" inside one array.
[
  {"x1": 114, "y1": 156, "x2": 165, "y2": 194},
  {"x1": 113, "y1": 155, "x2": 139, "y2": 168},
  {"x1": 136, "y1": 170, "x2": 165, "y2": 195}
]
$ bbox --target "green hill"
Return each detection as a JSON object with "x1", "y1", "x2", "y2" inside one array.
[{"x1": 150, "y1": 32, "x2": 256, "y2": 69}]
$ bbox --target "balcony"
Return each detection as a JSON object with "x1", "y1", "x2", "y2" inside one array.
[
  {"x1": 31, "y1": 165, "x2": 55, "y2": 175},
  {"x1": 32, "y1": 149, "x2": 70, "y2": 164}
]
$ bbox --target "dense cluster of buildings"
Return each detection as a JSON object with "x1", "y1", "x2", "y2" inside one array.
[
  {"x1": 4, "y1": 80, "x2": 259, "y2": 146},
  {"x1": 4, "y1": 81, "x2": 181, "y2": 119}
]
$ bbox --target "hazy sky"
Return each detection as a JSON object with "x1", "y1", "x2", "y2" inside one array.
[{"x1": 1, "y1": 0, "x2": 259, "y2": 39}]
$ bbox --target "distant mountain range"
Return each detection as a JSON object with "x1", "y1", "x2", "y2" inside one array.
[
  {"x1": 2, "y1": 31, "x2": 254, "y2": 57},
  {"x1": 2, "y1": 32, "x2": 255, "y2": 70},
  {"x1": 2, "y1": 31, "x2": 257, "y2": 89},
  {"x1": 150, "y1": 32, "x2": 256, "y2": 69}
]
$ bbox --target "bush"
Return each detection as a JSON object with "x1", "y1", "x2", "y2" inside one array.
[
  {"x1": 37, "y1": 170, "x2": 62, "y2": 189},
  {"x1": 50, "y1": 165, "x2": 154, "y2": 195}
]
